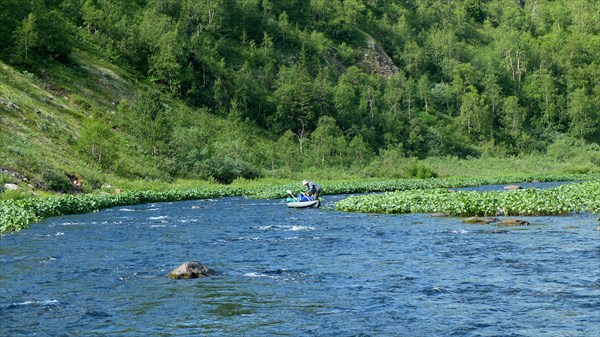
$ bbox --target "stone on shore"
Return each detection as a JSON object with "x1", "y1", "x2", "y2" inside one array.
[{"x1": 4, "y1": 183, "x2": 19, "y2": 191}]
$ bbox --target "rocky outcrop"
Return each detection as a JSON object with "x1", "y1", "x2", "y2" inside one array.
[
  {"x1": 168, "y1": 261, "x2": 215, "y2": 279},
  {"x1": 497, "y1": 219, "x2": 530, "y2": 227},
  {"x1": 0, "y1": 98, "x2": 20, "y2": 111},
  {"x1": 0, "y1": 168, "x2": 27, "y2": 182},
  {"x1": 363, "y1": 38, "x2": 398, "y2": 78},
  {"x1": 463, "y1": 217, "x2": 498, "y2": 224}
]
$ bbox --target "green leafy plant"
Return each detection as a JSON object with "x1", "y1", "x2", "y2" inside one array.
[{"x1": 335, "y1": 180, "x2": 600, "y2": 217}]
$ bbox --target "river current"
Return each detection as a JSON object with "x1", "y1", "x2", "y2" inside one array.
[{"x1": 1, "y1": 187, "x2": 599, "y2": 336}]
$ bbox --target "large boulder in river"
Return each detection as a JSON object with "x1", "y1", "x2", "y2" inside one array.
[{"x1": 168, "y1": 261, "x2": 215, "y2": 279}]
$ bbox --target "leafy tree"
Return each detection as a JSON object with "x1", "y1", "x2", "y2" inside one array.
[
  {"x1": 568, "y1": 87, "x2": 599, "y2": 143},
  {"x1": 272, "y1": 130, "x2": 303, "y2": 169},
  {"x1": 501, "y1": 95, "x2": 526, "y2": 141},
  {"x1": 348, "y1": 134, "x2": 374, "y2": 166},
  {"x1": 198, "y1": 156, "x2": 261, "y2": 184},
  {"x1": 402, "y1": 40, "x2": 425, "y2": 77},
  {"x1": 14, "y1": 13, "x2": 38, "y2": 64},
  {"x1": 0, "y1": 0, "x2": 30, "y2": 56},
  {"x1": 482, "y1": 73, "x2": 502, "y2": 129},
  {"x1": 307, "y1": 116, "x2": 347, "y2": 167},
  {"x1": 148, "y1": 30, "x2": 184, "y2": 94},
  {"x1": 77, "y1": 116, "x2": 117, "y2": 169},
  {"x1": 270, "y1": 56, "x2": 317, "y2": 139},
  {"x1": 36, "y1": 9, "x2": 73, "y2": 60},
  {"x1": 493, "y1": 28, "x2": 532, "y2": 94},
  {"x1": 406, "y1": 116, "x2": 432, "y2": 158},
  {"x1": 522, "y1": 67, "x2": 560, "y2": 131},
  {"x1": 417, "y1": 74, "x2": 431, "y2": 114},
  {"x1": 170, "y1": 126, "x2": 211, "y2": 176},
  {"x1": 459, "y1": 87, "x2": 488, "y2": 137},
  {"x1": 119, "y1": 89, "x2": 173, "y2": 157}
]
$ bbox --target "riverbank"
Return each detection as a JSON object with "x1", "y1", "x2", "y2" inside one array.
[{"x1": 1, "y1": 173, "x2": 598, "y2": 233}]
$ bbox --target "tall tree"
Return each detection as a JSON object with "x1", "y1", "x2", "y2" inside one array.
[
  {"x1": 14, "y1": 13, "x2": 38, "y2": 63},
  {"x1": 568, "y1": 87, "x2": 599, "y2": 143}
]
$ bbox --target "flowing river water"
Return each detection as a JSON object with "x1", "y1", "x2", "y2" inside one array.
[{"x1": 1, "y1": 185, "x2": 599, "y2": 336}]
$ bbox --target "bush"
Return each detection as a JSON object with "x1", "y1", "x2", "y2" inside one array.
[
  {"x1": 0, "y1": 172, "x2": 14, "y2": 185},
  {"x1": 546, "y1": 136, "x2": 585, "y2": 162},
  {"x1": 198, "y1": 156, "x2": 262, "y2": 184},
  {"x1": 77, "y1": 117, "x2": 117, "y2": 168},
  {"x1": 35, "y1": 169, "x2": 73, "y2": 193},
  {"x1": 404, "y1": 161, "x2": 438, "y2": 179},
  {"x1": 1, "y1": 188, "x2": 34, "y2": 201}
]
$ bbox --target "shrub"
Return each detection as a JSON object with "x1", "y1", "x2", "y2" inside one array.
[
  {"x1": 404, "y1": 160, "x2": 438, "y2": 179},
  {"x1": 198, "y1": 156, "x2": 262, "y2": 184},
  {"x1": 547, "y1": 136, "x2": 585, "y2": 162},
  {"x1": 77, "y1": 117, "x2": 117, "y2": 168},
  {"x1": 1, "y1": 189, "x2": 34, "y2": 201},
  {"x1": 36, "y1": 169, "x2": 73, "y2": 193},
  {"x1": 0, "y1": 172, "x2": 14, "y2": 185}
]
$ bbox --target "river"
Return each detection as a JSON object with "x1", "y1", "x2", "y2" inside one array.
[{"x1": 1, "y1": 189, "x2": 599, "y2": 336}]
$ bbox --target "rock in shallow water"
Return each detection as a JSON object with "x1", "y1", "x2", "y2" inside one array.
[
  {"x1": 168, "y1": 261, "x2": 215, "y2": 279},
  {"x1": 497, "y1": 219, "x2": 530, "y2": 227},
  {"x1": 463, "y1": 217, "x2": 498, "y2": 224}
]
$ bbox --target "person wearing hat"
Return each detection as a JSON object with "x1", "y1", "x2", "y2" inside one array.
[{"x1": 302, "y1": 180, "x2": 322, "y2": 200}]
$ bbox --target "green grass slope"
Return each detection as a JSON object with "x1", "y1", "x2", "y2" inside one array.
[
  {"x1": 0, "y1": 45, "x2": 285, "y2": 200},
  {"x1": 1, "y1": 50, "x2": 133, "y2": 192}
]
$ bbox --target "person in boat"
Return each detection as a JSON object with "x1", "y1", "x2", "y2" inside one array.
[
  {"x1": 297, "y1": 193, "x2": 314, "y2": 202},
  {"x1": 302, "y1": 180, "x2": 322, "y2": 200}
]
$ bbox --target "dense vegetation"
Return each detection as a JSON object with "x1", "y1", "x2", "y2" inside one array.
[
  {"x1": 1, "y1": 0, "x2": 599, "y2": 194},
  {"x1": 2, "y1": 173, "x2": 597, "y2": 233},
  {"x1": 335, "y1": 179, "x2": 600, "y2": 216}
]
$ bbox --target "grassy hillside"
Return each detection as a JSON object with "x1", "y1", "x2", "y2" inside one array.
[
  {"x1": 1, "y1": 0, "x2": 600, "y2": 200},
  {"x1": 0, "y1": 46, "x2": 275, "y2": 196},
  {"x1": 1, "y1": 49, "x2": 130, "y2": 188}
]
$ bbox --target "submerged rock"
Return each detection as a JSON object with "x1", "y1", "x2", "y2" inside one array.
[
  {"x1": 497, "y1": 219, "x2": 530, "y2": 227},
  {"x1": 463, "y1": 217, "x2": 498, "y2": 224},
  {"x1": 168, "y1": 261, "x2": 215, "y2": 279}
]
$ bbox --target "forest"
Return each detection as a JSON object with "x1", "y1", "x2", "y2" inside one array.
[{"x1": 1, "y1": 0, "x2": 599, "y2": 190}]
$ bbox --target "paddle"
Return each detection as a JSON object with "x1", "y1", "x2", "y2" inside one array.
[{"x1": 286, "y1": 190, "x2": 298, "y2": 201}]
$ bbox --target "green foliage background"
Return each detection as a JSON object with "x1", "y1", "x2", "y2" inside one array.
[{"x1": 1, "y1": 0, "x2": 599, "y2": 192}]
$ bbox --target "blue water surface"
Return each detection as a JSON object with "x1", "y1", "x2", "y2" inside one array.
[{"x1": 1, "y1": 191, "x2": 599, "y2": 336}]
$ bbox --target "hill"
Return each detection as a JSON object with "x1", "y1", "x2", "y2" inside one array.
[{"x1": 1, "y1": 0, "x2": 599, "y2": 196}]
